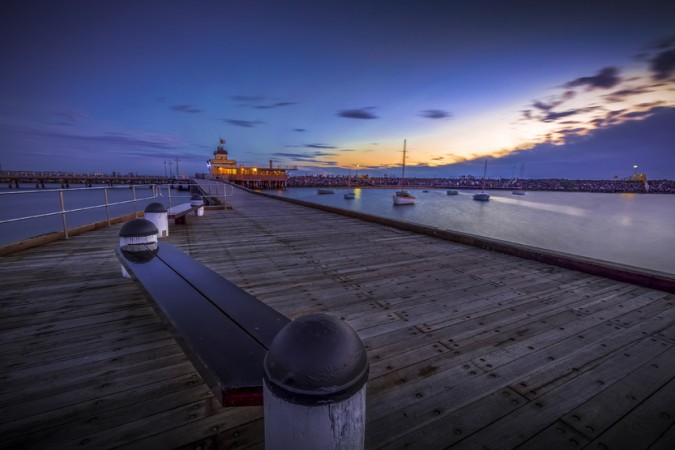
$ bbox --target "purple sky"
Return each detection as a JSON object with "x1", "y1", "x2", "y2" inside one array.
[{"x1": 1, "y1": 0, "x2": 674, "y2": 179}]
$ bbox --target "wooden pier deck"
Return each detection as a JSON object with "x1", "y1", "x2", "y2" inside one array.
[{"x1": 1, "y1": 187, "x2": 674, "y2": 449}]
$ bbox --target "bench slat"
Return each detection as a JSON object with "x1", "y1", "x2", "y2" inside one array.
[
  {"x1": 167, "y1": 203, "x2": 196, "y2": 217},
  {"x1": 153, "y1": 243, "x2": 290, "y2": 348},
  {"x1": 116, "y1": 247, "x2": 268, "y2": 406}
]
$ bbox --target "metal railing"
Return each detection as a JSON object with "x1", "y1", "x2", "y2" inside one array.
[{"x1": 0, "y1": 181, "x2": 233, "y2": 243}]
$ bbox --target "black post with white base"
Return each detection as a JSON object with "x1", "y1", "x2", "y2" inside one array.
[{"x1": 263, "y1": 314, "x2": 369, "y2": 450}]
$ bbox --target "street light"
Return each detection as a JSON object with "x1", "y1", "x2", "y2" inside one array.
[{"x1": 633, "y1": 164, "x2": 638, "y2": 178}]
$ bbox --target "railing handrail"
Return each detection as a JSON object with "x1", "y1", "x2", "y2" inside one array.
[
  {"x1": 0, "y1": 185, "x2": 153, "y2": 196},
  {"x1": 0, "y1": 184, "x2": 158, "y2": 225},
  {"x1": 0, "y1": 181, "x2": 231, "y2": 241}
]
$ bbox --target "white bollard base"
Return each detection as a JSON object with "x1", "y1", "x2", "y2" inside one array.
[
  {"x1": 144, "y1": 212, "x2": 169, "y2": 238},
  {"x1": 263, "y1": 382, "x2": 366, "y2": 450}
]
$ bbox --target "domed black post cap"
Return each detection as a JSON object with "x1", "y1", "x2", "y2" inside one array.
[
  {"x1": 263, "y1": 314, "x2": 369, "y2": 406},
  {"x1": 119, "y1": 218, "x2": 158, "y2": 238},
  {"x1": 144, "y1": 202, "x2": 167, "y2": 213}
]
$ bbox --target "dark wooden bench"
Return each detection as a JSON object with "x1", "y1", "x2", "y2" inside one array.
[
  {"x1": 167, "y1": 203, "x2": 198, "y2": 224},
  {"x1": 115, "y1": 242, "x2": 290, "y2": 406}
]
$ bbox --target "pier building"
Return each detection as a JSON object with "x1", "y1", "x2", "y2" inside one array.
[{"x1": 206, "y1": 139, "x2": 296, "y2": 189}]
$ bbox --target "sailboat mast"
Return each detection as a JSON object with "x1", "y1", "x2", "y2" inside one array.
[
  {"x1": 482, "y1": 159, "x2": 487, "y2": 192},
  {"x1": 402, "y1": 139, "x2": 407, "y2": 178}
]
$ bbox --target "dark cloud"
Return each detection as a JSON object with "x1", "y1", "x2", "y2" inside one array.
[
  {"x1": 592, "y1": 107, "x2": 669, "y2": 128},
  {"x1": 294, "y1": 128, "x2": 306, "y2": 132},
  {"x1": 533, "y1": 105, "x2": 602, "y2": 123},
  {"x1": 253, "y1": 102, "x2": 296, "y2": 109},
  {"x1": 543, "y1": 109, "x2": 583, "y2": 122},
  {"x1": 504, "y1": 106, "x2": 675, "y2": 179},
  {"x1": 622, "y1": 109, "x2": 660, "y2": 120},
  {"x1": 231, "y1": 95, "x2": 295, "y2": 109},
  {"x1": 532, "y1": 91, "x2": 576, "y2": 112},
  {"x1": 272, "y1": 151, "x2": 338, "y2": 162},
  {"x1": 557, "y1": 127, "x2": 589, "y2": 143},
  {"x1": 533, "y1": 101, "x2": 553, "y2": 112},
  {"x1": 419, "y1": 109, "x2": 452, "y2": 119},
  {"x1": 305, "y1": 143, "x2": 338, "y2": 149},
  {"x1": 604, "y1": 86, "x2": 653, "y2": 102},
  {"x1": 636, "y1": 101, "x2": 667, "y2": 109},
  {"x1": 338, "y1": 107, "x2": 378, "y2": 119},
  {"x1": 650, "y1": 49, "x2": 675, "y2": 80},
  {"x1": 284, "y1": 143, "x2": 337, "y2": 149},
  {"x1": 171, "y1": 104, "x2": 201, "y2": 113},
  {"x1": 565, "y1": 67, "x2": 621, "y2": 90},
  {"x1": 224, "y1": 119, "x2": 263, "y2": 128},
  {"x1": 647, "y1": 34, "x2": 675, "y2": 50}
]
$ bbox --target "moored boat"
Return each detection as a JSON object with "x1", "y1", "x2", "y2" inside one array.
[
  {"x1": 512, "y1": 162, "x2": 526, "y2": 195},
  {"x1": 473, "y1": 159, "x2": 490, "y2": 202},
  {"x1": 393, "y1": 190, "x2": 415, "y2": 205},
  {"x1": 393, "y1": 140, "x2": 415, "y2": 205}
]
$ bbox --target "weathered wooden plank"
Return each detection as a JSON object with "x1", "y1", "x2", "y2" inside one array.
[
  {"x1": 425, "y1": 337, "x2": 671, "y2": 450},
  {"x1": 561, "y1": 344, "x2": 675, "y2": 440},
  {"x1": 384, "y1": 388, "x2": 529, "y2": 449}
]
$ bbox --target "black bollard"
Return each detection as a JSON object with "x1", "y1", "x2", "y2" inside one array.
[{"x1": 263, "y1": 314, "x2": 369, "y2": 449}]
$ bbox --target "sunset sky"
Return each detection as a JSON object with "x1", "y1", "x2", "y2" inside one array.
[{"x1": 1, "y1": 0, "x2": 674, "y2": 179}]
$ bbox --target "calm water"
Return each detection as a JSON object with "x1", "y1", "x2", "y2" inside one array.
[
  {"x1": 271, "y1": 187, "x2": 675, "y2": 275},
  {"x1": 0, "y1": 184, "x2": 194, "y2": 245},
  {"x1": 3, "y1": 184, "x2": 673, "y2": 276}
]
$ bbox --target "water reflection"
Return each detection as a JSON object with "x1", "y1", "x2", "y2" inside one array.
[
  {"x1": 273, "y1": 188, "x2": 675, "y2": 275},
  {"x1": 490, "y1": 195, "x2": 587, "y2": 217}
]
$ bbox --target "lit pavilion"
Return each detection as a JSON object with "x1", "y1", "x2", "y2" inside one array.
[{"x1": 206, "y1": 139, "x2": 295, "y2": 189}]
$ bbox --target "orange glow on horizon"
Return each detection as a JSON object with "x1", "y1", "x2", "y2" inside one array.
[{"x1": 318, "y1": 67, "x2": 675, "y2": 172}]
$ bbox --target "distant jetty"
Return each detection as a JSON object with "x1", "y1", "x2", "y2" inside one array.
[{"x1": 0, "y1": 171, "x2": 179, "y2": 189}]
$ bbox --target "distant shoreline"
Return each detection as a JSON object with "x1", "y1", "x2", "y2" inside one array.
[{"x1": 288, "y1": 175, "x2": 674, "y2": 194}]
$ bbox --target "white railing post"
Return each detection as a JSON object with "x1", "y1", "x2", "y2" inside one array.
[
  {"x1": 263, "y1": 314, "x2": 369, "y2": 450},
  {"x1": 59, "y1": 190, "x2": 69, "y2": 239},
  {"x1": 104, "y1": 188, "x2": 111, "y2": 226},
  {"x1": 132, "y1": 185, "x2": 138, "y2": 217}
]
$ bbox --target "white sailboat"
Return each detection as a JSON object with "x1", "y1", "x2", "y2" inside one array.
[
  {"x1": 512, "y1": 162, "x2": 526, "y2": 195},
  {"x1": 393, "y1": 140, "x2": 415, "y2": 205},
  {"x1": 317, "y1": 177, "x2": 334, "y2": 194},
  {"x1": 344, "y1": 169, "x2": 355, "y2": 199},
  {"x1": 473, "y1": 159, "x2": 490, "y2": 201}
]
